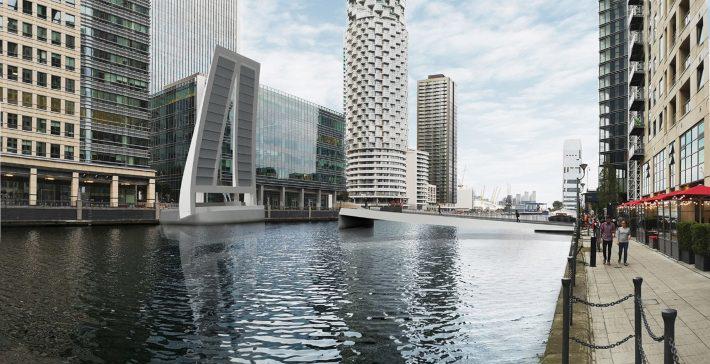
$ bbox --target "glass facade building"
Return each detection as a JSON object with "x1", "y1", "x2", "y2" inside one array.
[
  {"x1": 151, "y1": 80, "x2": 346, "y2": 207},
  {"x1": 80, "y1": 0, "x2": 152, "y2": 168},
  {"x1": 150, "y1": 0, "x2": 238, "y2": 94},
  {"x1": 599, "y1": 0, "x2": 628, "y2": 197}
]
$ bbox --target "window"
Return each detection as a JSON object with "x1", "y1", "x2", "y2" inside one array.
[
  {"x1": 36, "y1": 4, "x2": 46, "y2": 19},
  {"x1": 22, "y1": 1, "x2": 32, "y2": 15},
  {"x1": 64, "y1": 123, "x2": 74, "y2": 137},
  {"x1": 65, "y1": 34, "x2": 74, "y2": 49},
  {"x1": 36, "y1": 71, "x2": 46, "y2": 86},
  {"x1": 51, "y1": 75, "x2": 60, "y2": 89},
  {"x1": 22, "y1": 115, "x2": 31, "y2": 131},
  {"x1": 8, "y1": 18, "x2": 18, "y2": 33},
  {"x1": 7, "y1": 89, "x2": 18, "y2": 104},
  {"x1": 37, "y1": 49, "x2": 46, "y2": 64},
  {"x1": 50, "y1": 143, "x2": 60, "y2": 158},
  {"x1": 7, "y1": 0, "x2": 18, "y2": 11},
  {"x1": 7, "y1": 113, "x2": 18, "y2": 128},
  {"x1": 51, "y1": 53, "x2": 61, "y2": 68},
  {"x1": 51, "y1": 9, "x2": 61, "y2": 24},
  {"x1": 698, "y1": 61, "x2": 706, "y2": 90},
  {"x1": 36, "y1": 94, "x2": 46, "y2": 109},
  {"x1": 654, "y1": 150, "x2": 666, "y2": 192},
  {"x1": 22, "y1": 140, "x2": 31, "y2": 155},
  {"x1": 64, "y1": 100, "x2": 74, "y2": 115},
  {"x1": 65, "y1": 78, "x2": 74, "y2": 92},
  {"x1": 36, "y1": 26, "x2": 46, "y2": 41},
  {"x1": 64, "y1": 146, "x2": 74, "y2": 160},
  {"x1": 51, "y1": 31, "x2": 61, "y2": 45},
  {"x1": 50, "y1": 98, "x2": 61, "y2": 113},
  {"x1": 7, "y1": 42, "x2": 18, "y2": 57},
  {"x1": 21, "y1": 91, "x2": 32, "y2": 107},
  {"x1": 680, "y1": 121, "x2": 705, "y2": 184},
  {"x1": 7, "y1": 138, "x2": 18, "y2": 154},
  {"x1": 22, "y1": 45, "x2": 31, "y2": 60},
  {"x1": 697, "y1": 18, "x2": 705, "y2": 45},
  {"x1": 50, "y1": 120, "x2": 60, "y2": 135},
  {"x1": 21, "y1": 68, "x2": 31, "y2": 83},
  {"x1": 36, "y1": 141, "x2": 45, "y2": 157},
  {"x1": 36, "y1": 118, "x2": 46, "y2": 132},
  {"x1": 65, "y1": 56, "x2": 74, "y2": 71},
  {"x1": 7, "y1": 65, "x2": 18, "y2": 80},
  {"x1": 64, "y1": 13, "x2": 74, "y2": 28},
  {"x1": 22, "y1": 21, "x2": 31, "y2": 37}
]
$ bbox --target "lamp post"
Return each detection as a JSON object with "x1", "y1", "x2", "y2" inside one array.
[{"x1": 576, "y1": 163, "x2": 588, "y2": 243}]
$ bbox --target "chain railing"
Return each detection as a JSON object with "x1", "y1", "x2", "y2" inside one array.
[{"x1": 562, "y1": 271, "x2": 683, "y2": 364}]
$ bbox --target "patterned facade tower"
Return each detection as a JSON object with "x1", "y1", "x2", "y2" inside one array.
[{"x1": 344, "y1": 0, "x2": 409, "y2": 204}]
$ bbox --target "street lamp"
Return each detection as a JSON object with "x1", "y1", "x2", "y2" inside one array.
[{"x1": 576, "y1": 163, "x2": 588, "y2": 241}]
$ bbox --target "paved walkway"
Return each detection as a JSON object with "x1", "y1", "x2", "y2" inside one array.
[{"x1": 584, "y1": 238, "x2": 710, "y2": 364}]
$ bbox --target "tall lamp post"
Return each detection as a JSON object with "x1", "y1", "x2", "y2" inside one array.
[{"x1": 575, "y1": 163, "x2": 588, "y2": 242}]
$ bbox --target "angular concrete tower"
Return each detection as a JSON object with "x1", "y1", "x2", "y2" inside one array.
[{"x1": 344, "y1": 0, "x2": 409, "y2": 204}]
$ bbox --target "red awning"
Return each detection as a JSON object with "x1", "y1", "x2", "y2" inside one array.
[{"x1": 664, "y1": 185, "x2": 710, "y2": 200}]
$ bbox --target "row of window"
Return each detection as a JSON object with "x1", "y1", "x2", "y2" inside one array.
[
  {"x1": 2, "y1": 137, "x2": 74, "y2": 160},
  {"x1": 2, "y1": 112, "x2": 75, "y2": 138},
  {"x1": 1, "y1": 87, "x2": 76, "y2": 115},
  {"x1": 2, "y1": 41, "x2": 77, "y2": 71},
  {"x1": 4, "y1": 0, "x2": 76, "y2": 28},
  {"x1": 2, "y1": 64, "x2": 76, "y2": 92},
  {"x1": 642, "y1": 121, "x2": 705, "y2": 194},
  {"x1": 3, "y1": 20, "x2": 76, "y2": 50}
]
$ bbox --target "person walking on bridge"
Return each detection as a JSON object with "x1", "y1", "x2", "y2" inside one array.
[
  {"x1": 515, "y1": 210, "x2": 520, "y2": 222},
  {"x1": 600, "y1": 216, "x2": 616, "y2": 265}
]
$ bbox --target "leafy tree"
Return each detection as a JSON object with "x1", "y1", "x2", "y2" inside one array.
[
  {"x1": 552, "y1": 201, "x2": 564, "y2": 211},
  {"x1": 595, "y1": 164, "x2": 622, "y2": 215}
]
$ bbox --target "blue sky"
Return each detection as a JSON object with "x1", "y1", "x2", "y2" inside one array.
[{"x1": 239, "y1": 0, "x2": 599, "y2": 204}]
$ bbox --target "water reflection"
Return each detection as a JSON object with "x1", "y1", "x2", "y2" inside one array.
[{"x1": 0, "y1": 222, "x2": 568, "y2": 363}]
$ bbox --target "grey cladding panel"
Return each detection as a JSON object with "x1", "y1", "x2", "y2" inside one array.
[{"x1": 236, "y1": 65, "x2": 256, "y2": 187}]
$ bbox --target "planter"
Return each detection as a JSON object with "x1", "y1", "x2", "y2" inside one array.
[
  {"x1": 670, "y1": 240, "x2": 680, "y2": 260},
  {"x1": 680, "y1": 249, "x2": 696, "y2": 264},
  {"x1": 658, "y1": 238, "x2": 667, "y2": 255},
  {"x1": 649, "y1": 236, "x2": 659, "y2": 250},
  {"x1": 695, "y1": 254, "x2": 710, "y2": 271}
]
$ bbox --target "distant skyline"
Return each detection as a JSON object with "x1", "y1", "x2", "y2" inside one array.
[{"x1": 239, "y1": 0, "x2": 599, "y2": 204}]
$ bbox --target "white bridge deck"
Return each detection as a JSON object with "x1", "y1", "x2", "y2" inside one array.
[{"x1": 338, "y1": 208, "x2": 573, "y2": 233}]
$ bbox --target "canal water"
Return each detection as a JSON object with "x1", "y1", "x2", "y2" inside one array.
[{"x1": 0, "y1": 221, "x2": 569, "y2": 363}]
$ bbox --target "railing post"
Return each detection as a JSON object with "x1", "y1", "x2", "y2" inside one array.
[
  {"x1": 634, "y1": 277, "x2": 643, "y2": 364},
  {"x1": 562, "y1": 278, "x2": 571, "y2": 364},
  {"x1": 662, "y1": 309, "x2": 677, "y2": 364},
  {"x1": 567, "y1": 256, "x2": 575, "y2": 326},
  {"x1": 568, "y1": 255, "x2": 576, "y2": 287}
]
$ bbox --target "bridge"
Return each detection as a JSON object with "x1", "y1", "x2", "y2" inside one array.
[{"x1": 338, "y1": 208, "x2": 574, "y2": 233}]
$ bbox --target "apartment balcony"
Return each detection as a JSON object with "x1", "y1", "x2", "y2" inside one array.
[
  {"x1": 627, "y1": 0, "x2": 641, "y2": 5},
  {"x1": 629, "y1": 141, "x2": 645, "y2": 161},
  {"x1": 629, "y1": 86, "x2": 645, "y2": 111},
  {"x1": 628, "y1": 112, "x2": 644, "y2": 136},
  {"x1": 629, "y1": 31, "x2": 644, "y2": 61},
  {"x1": 628, "y1": 5, "x2": 643, "y2": 31},
  {"x1": 629, "y1": 61, "x2": 645, "y2": 86}
]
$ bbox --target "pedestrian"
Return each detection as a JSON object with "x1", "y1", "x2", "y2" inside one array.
[
  {"x1": 617, "y1": 219, "x2": 631, "y2": 266},
  {"x1": 600, "y1": 216, "x2": 616, "y2": 265},
  {"x1": 438, "y1": 204, "x2": 441, "y2": 215},
  {"x1": 515, "y1": 210, "x2": 520, "y2": 222}
]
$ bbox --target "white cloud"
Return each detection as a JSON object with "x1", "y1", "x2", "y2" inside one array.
[{"x1": 240, "y1": 0, "x2": 601, "y2": 204}]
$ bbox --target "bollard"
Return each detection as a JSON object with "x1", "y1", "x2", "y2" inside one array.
[
  {"x1": 590, "y1": 236, "x2": 597, "y2": 267},
  {"x1": 662, "y1": 309, "x2": 677, "y2": 364},
  {"x1": 634, "y1": 277, "x2": 643, "y2": 364},
  {"x1": 567, "y1": 256, "x2": 575, "y2": 326},
  {"x1": 562, "y1": 278, "x2": 571, "y2": 364}
]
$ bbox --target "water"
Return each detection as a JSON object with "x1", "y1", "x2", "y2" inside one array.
[{"x1": 0, "y1": 221, "x2": 569, "y2": 363}]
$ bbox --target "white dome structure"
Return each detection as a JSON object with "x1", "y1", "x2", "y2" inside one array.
[{"x1": 344, "y1": 0, "x2": 409, "y2": 204}]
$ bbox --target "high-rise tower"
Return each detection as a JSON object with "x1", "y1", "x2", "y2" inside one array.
[{"x1": 344, "y1": 0, "x2": 409, "y2": 204}]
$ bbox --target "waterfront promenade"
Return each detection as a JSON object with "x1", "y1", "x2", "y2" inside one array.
[{"x1": 583, "y1": 238, "x2": 710, "y2": 363}]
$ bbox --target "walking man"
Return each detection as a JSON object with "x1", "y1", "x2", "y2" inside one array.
[
  {"x1": 600, "y1": 216, "x2": 616, "y2": 265},
  {"x1": 617, "y1": 220, "x2": 631, "y2": 266},
  {"x1": 515, "y1": 210, "x2": 520, "y2": 222}
]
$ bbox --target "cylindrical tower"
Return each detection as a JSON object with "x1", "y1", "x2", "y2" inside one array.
[{"x1": 344, "y1": 0, "x2": 409, "y2": 204}]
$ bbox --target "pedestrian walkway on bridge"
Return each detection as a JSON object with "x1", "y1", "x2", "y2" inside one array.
[{"x1": 584, "y1": 238, "x2": 710, "y2": 363}]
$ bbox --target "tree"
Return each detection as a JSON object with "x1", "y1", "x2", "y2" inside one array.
[
  {"x1": 552, "y1": 201, "x2": 564, "y2": 211},
  {"x1": 595, "y1": 164, "x2": 622, "y2": 216}
]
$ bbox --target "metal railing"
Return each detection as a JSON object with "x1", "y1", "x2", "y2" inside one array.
[{"x1": 403, "y1": 209, "x2": 560, "y2": 223}]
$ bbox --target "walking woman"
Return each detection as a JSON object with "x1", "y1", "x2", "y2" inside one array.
[
  {"x1": 617, "y1": 220, "x2": 631, "y2": 266},
  {"x1": 600, "y1": 216, "x2": 616, "y2": 265}
]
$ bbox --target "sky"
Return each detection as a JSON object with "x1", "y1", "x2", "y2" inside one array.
[{"x1": 239, "y1": 0, "x2": 599, "y2": 205}]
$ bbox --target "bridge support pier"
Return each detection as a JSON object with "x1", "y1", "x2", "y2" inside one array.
[{"x1": 338, "y1": 214, "x2": 374, "y2": 229}]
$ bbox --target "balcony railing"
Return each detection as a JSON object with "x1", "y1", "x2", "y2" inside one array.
[
  {"x1": 628, "y1": 5, "x2": 643, "y2": 30},
  {"x1": 629, "y1": 86, "x2": 645, "y2": 111},
  {"x1": 629, "y1": 142, "x2": 645, "y2": 160}
]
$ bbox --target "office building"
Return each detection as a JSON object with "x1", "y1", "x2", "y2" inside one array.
[
  {"x1": 405, "y1": 149, "x2": 429, "y2": 209},
  {"x1": 599, "y1": 0, "x2": 629, "y2": 199},
  {"x1": 150, "y1": 0, "x2": 238, "y2": 93},
  {"x1": 344, "y1": 0, "x2": 409, "y2": 204},
  {"x1": 1, "y1": 0, "x2": 154, "y2": 207},
  {"x1": 427, "y1": 184, "x2": 437, "y2": 204},
  {"x1": 151, "y1": 76, "x2": 346, "y2": 208},
  {"x1": 417, "y1": 74, "x2": 457, "y2": 203},
  {"x1": 563, "y1": 139, "x2": 583, "y2": 210},
  {"x1": 636, "y1": 0, "x2": 709, "y2": 197}
]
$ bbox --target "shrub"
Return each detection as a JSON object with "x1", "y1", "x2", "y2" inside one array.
[
  {"x1": 677, "y1": 222, "x2": 695, "y2": 251},
  {"x1": 691, "y1": 223, "x2": 710, "y2": 256}
]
